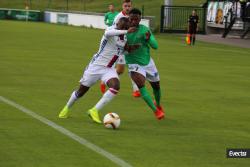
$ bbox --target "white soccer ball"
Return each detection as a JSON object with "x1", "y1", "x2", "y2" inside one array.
[{"x1": 103, "y1": 113, "x2": 121, "y2": 129}]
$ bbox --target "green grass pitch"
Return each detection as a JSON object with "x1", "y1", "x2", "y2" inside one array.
[{"x1": 0, "y1": 20, "x2": 250, "y2": 167}]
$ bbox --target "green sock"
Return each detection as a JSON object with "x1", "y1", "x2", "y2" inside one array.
[
  {"x1": 153, "y1": 88, "x2": 161, "y2": 106},
  {"x1": 139, "y1": 87, "x2": 157, "y2": 112}
]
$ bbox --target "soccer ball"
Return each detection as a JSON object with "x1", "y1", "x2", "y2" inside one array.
[{"x1": 103, "y1": 113, "x2": 121, "y2": 129}]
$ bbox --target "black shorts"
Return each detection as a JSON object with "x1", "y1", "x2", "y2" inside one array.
[{"x1": 189, "y1": 26, "x2": 197, "y2": 34}]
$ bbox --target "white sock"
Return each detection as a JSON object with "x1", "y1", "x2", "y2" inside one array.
[
  {"x1": 131, "y1": 79, "x2": 139, "y2": 91},
  {"x1": 95, "y1": 88, "x2": 118, "y2": 110},
  {"x1": 66, "y1": 91, "x2": 79, "y2": 108}
]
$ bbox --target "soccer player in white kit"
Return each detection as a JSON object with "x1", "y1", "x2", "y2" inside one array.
[
  {"x1": 100, "y1": 0, "x2": 141, "y2": 98},
  {"x1": 59, "y1": 18, "x2": 136, "y2": 123}
]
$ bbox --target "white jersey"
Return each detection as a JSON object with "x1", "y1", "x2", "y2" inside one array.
[
  {"x1": 112, "y1": 11, "x2": 129, "y2": 28},
  {"x1": 111, "y1": 11, "x2": 129, "y2": 65},
  {"x1": 90, "y1": 26, "x2": 127, "y2": 67}
]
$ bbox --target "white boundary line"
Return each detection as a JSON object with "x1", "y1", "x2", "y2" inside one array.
[{"x1": 0, "y1": 96, "x2": 133, "y2": 167}]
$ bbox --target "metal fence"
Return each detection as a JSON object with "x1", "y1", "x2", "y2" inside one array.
[{"x1": 160, "y1": 5, "x2": 206, "y2": 34}]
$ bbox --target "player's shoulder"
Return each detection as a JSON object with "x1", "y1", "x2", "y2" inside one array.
[
  {"x1": 138, "y1": 24, "x2": 150, "y2": 32},
  {"x1": 105, "y1": 12, "x2": 111, "y2": 15},
  {"x1": 105, "y1": 25, "x2": 115, "y2": 31},
  {"x1": 113, "y1": 12, "x2": 121, "y2": 22},
  {"x1": 115, "y1": 11, "x2": 128, "y2": 19},
  {"x1": 115, "y1": 12, "x2": 123, "y2": 18}
]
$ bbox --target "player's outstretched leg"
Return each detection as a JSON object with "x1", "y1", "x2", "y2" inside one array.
[
  {"x1": 150, "y1": 81, "x2": 165, "y2": 114},
  {"x1": 131, "y1": 72, "x2": 164, "y2": 120},
  {"x1": 88, "y1": 78, "x2": 120, "y2": 124},
  {"x1": 59, "y1": 85, "x2": 89, "y2": 118}
]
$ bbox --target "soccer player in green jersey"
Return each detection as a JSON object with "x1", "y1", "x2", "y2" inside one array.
[
  {"x1": 101, "y1": 0, "x2": 141, "y2": 98},
  {"x1": 104, "y1": 4, "x2": 119, "y2": 27},
  {"x1": 125, "y1": 8, "x2": 165, "y2": 120}
]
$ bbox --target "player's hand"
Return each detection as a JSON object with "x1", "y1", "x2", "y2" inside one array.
[
  {"x1": 128, "y1": 27, "x2": 137, "y2": 33},
  {"x1": 145, "y1": 31, "x2": 151, "y2": 41}
]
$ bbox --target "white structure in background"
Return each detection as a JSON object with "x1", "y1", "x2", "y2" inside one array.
[
  {"x1": 44, "y1": 10, "x2": 151, "y2": 29},
  {"x1": 164, "y1": 0, "x2": 173, "y2": 27}
]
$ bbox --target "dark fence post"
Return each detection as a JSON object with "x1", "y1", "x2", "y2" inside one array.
[
  {"x1": 160, "y1": 5, "x2": 165, "y2": 33},
  {"x1": 203, "y1": 6, "x2": 207, "y2": 34}
]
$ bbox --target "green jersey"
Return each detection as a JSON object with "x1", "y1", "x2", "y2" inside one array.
[
  {"x1": 104, "y1": 11, "x2": 119, "y2": 27},
  {"x1": 125, "y1": 25, "x2": 158, "y2": 66}
]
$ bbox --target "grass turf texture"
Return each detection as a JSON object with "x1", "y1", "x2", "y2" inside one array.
[{"x1": 0, "y1": 20, "x2": 250, "y2": 167}]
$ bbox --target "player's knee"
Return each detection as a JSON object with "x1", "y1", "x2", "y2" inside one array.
[
  {"x1": 131, "y1": 73, "x2": 145, "y2": 89},
  {"x1": 113, "y1": 84, "x2": 120, "y2": 91},
  {"x1": 108, "y1": 84, "x2": 120, "y2": 95},
  {"x1": 107, "y1": 78, "x2": 120, "y2": 90},
  {"x1": 109, "y1": 82, "x2": 120, "y2": 91},
  {"x1": 132, "y1": 79, "x2": 144, "y2": 89},
  {"x1": 109, "y1": 87, "x2": 119, "y2": 95}
]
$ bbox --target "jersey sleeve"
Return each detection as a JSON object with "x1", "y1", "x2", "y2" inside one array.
[
  {"x1": 104, "y1": 27, "x2": 128, "y2": 37},
  {"x1": 112, "y1": 14, "x2": 119, "y2": 26},
  {"x1": 143, "y1": 26, "x2": 158, "y2": 49},
  {"x1": 104, "y1": 13, "x2": 108, "y2": 24},
  {"x1": 148, "y1": 33, "x2": 158, "y2": 49}
]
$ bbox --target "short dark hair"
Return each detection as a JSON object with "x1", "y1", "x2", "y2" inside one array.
[
  {"x1": 119, "y1": 17, "x2": 129, "y2": 23},
  {"x1": 123, "y1": 0, "x2": 131, "y2": 3},
  {"x1": 129, "y1": 8, "x2": 141, "y2": 15}
]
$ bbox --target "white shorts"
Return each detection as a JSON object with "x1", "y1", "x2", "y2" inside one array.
[
  {"x1": 128, "y1": 58, "x2": 160, "y2": 82},
  {"x1": 116, "y1": 55, "x2": 126, "y2": 65},
  {"x1": 79, "y1": 64, "x2": 119, "y2": 87}
]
